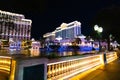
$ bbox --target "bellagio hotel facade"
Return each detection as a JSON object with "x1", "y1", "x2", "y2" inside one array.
[{"x1": 0, "y1": 10, "x2": 32, "y2": 41}]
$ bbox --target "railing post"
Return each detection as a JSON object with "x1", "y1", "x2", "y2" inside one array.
[
  {"x1": 100, "y1": 52, "x2": 107, "y2": 65},
  {"x1": 103, "y1": 52, "x2": 107, "y2": 64},
  {"x1": 100, "y1": 54, "x2": 105, "y2": 65}
]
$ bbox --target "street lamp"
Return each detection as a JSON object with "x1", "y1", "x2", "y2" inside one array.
[{"x1": 94, "y1": 25, "x2": 103, "y2": 52}]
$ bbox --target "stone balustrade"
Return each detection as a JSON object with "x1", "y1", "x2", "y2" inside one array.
[
  {"x1": 106, "y1": 52, "x2": 118, "y2": 63},
  {"x1": 0, "y1": 56, "x2": 11, "y2": 73},
  {"x1": 47, "y1": 52, "x2": 117, "y2": 80}
]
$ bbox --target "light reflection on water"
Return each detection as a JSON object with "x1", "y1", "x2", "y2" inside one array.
[
  {"x1": 0, "y1": 49, "x2": 94, "y2": 57},
  {"x1": 41, "y1": 50, "x2": 93, "y2": 57}
]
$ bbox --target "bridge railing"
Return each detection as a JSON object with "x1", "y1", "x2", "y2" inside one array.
[
  {"x1": 106, "y1": 52, "x2": 118, "y2": 63},
  {"x1": 0, "y1": 56, "x2": 12, "y2": 73},
  {"x1": 47, "y1": 52, "x2": 117, "y2": 80},
  {"x1": 47, "y1": 55, "x2": 101, "y2": 80}
]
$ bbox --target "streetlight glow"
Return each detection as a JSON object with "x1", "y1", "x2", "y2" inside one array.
[
  {"x1": 94, "y1": 25, "x2": 99, "y2": 31},
  {"x1": 98, "y1": 27, "x2": 103, "y2": 33},
  {"x1": 94, "y1": 25, "x2": 103, "y2": 33}
]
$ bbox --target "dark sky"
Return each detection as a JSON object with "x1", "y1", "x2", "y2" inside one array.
[{"x1": 0, "y1": 0, "x2": 120, "y2": 40}]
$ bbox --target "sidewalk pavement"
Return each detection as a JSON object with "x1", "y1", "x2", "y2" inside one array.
[{"x1": 80, "y1": 59, "x2": 120, "y2": 80}]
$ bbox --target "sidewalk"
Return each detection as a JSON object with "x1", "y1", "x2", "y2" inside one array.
[{"x1": 80, "y1": 59, "x2": 120, "y2": 80}]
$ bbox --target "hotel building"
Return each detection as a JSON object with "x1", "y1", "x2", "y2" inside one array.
[
  {"x1": 0, "y1": 10, "x2": 32, "y2": 41},
  {"x1": 55, "y1": 21, "x2": 81, "y2": 39},
  {"x1": 43, "y1": 21, "x2": 85, "y2": 44}
]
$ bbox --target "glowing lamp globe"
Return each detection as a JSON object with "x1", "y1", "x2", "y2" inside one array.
[
  {"x1": 94, "y1": 25, "x2": 99, "y2": 31},
  {"x1": 98, "y1": 27, "x2": 103, "y2": 32}
]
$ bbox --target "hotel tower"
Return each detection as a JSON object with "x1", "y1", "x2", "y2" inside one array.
[{"x1": 0, "y1": 10, "x2": 32, "y2": 41}]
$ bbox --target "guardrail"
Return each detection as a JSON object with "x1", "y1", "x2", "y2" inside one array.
[
  {"x1": 106, "y1": 52, "x2": 118, "y2": 63},
  {"x1": 0, "y1": 56, "x2": 12, "y2": 73},
  {"x1": 47, "y1": 52, "x2": 117, "y2": 80}
]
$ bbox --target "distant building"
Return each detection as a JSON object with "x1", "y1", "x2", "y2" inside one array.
[
  {"x1": 43, "y1": 21, "x2": 85, "y2": 44},
  {"x1": 55, "y1": 21, "x2": 81, "y2": 39},
  {"x1": 0, "y1": 10, "x2": 32, "y2": 41}
]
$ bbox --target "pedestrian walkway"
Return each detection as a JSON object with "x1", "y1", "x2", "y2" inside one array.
[{"x1": 80, "y1": 59, "x2": 120, "y2": 80}]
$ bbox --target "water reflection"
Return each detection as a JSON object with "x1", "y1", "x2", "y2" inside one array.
[
  {"x1": 59, "y1": 51, "x2": 74, "y2": 56},
  {"x1": 0, "y1": 49, "x2": 94, "y2": 58},
  {"x1": 0, "y1": 49, "x2": 9, "y2": 56},
  {"x1": 0, "y1": 49, "x2": 40, "y2": 57},
  {"x1": 41, "y1": 50, "x2": 93, "y2": 57}
]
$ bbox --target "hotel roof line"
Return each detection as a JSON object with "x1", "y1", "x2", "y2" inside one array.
[
  {"x1": 0, "y1": 10, "x2": 25, "y2": 18},
  {"x1": 0, "y1": 10, "x2": 32, "y2": 24},
  {"x1": 21, "y1": 19, "x2": 32, "y2": 24}
]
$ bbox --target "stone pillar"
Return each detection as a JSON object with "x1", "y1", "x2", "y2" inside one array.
[{"x1": 100, "y1": 53, "x2": 107, "y2": 65}]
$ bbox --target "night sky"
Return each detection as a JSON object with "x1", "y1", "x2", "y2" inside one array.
[{"x1": 0, "y1": 0, "x2": 120, "y2": 41}]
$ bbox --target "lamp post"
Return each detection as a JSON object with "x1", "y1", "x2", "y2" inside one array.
[
  {"x1": 108, "y1": 34, "x2": 113, "y2": 51},
  {"x1": 94, "y1": 25, "x2": 103, "y2": 52}
]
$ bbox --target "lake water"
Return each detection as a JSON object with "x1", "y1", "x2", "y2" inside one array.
[{"x1": 0, "y1": 49, "x2": 96, "y2": 58}]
